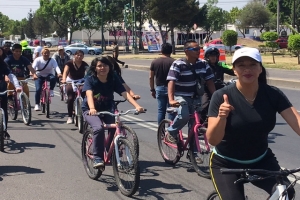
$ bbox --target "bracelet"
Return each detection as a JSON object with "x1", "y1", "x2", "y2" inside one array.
[{"x1": 150, "y1": 89, "x2": 155, "y2": 92}]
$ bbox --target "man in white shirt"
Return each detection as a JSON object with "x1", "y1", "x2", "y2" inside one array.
[{"x1": 33, "y1": 40, "x2": 43, "y2": 60}]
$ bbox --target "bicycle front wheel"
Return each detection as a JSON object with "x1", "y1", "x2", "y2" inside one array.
[
  {"x1": 121, "y1": 124, "x2": 139, "y2": 157},
  {"x1": 45, "y1": 90, "x2": 50, "y2": 118},
  {"x1": 8, "y1": 96, "x2": 18, "y2": 120},
  {"x1": 0, "y1": 111, "x2": 4, "y2": 152},
  {"x1": 112, "y1": 137, "x2": 139, "y2": 197},
  {"x1": 206, "y1": 191, "x2": 220, "y2": 200},
  {"x1": 157, "y1": 119, "x2": 180, "y2": 165},
  {"x1": 188, "y1": 133, "x2": 212, "y2": 179},
  {"x1": 81, "y1": 125, "x2": 102, "y2": 180},
  {"x1": 20, "y1": 93, "x2": 31, "y2": 125},
  {"x1": 77, "y1": 98, "x2": 83, "y2": 133}
]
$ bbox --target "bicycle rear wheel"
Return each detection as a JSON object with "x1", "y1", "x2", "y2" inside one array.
[
  {"x1": 20, "y1": 93, "x2": 31, "y2": 125},
  {"x1": 0, "y1": 111, "x2": 4, "y2": 152},
  {"x1": 112, "y1": 137, "x2": 139, "y2": 197},
  {"x1": 60, "y1": 86, "x2": 64, "y2": 101},
  {"x1": 45, "y1": 90, "x2": 50, "y2": 118},
  {"x1": 121, "y1": 124, "x2": 139, "y2": 157},
  {"x1": 81, "y1": 124, "x2": 102, "y2": 180},
  {"x1": 157, "y1": 119, "x2": 180, "y2": 165},
  {"x1": 8, "y1": 96, "x2": 18, "y2": 120},
  {"x1": 77, "y1": 98, "x2": 83, "y2": 133},
  {"x1": 188, "y1": 132, "x2": 212, "y2": 179},
  {"x1": 206, "y1": 191, "x2": 220, "y2": 200}
]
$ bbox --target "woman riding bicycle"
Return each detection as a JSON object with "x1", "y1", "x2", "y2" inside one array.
[
  {"x1": 61, "y1": 50, "x2": 88, "y2": 124},
  {"x1": 207, "y1": 47, "x2": 298, "y2": 200},
  {"x1": 32, "y1": 48, "x2": 62, "y2": 111},
  {"x1": 82, "y1": 56, "x2": 144, "y2": 168},
  {"x1": 52, "y1": 46, "x2": 71, "y2": 86}
]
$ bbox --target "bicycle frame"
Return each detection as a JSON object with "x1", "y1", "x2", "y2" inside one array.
[
  {"x1": 165, "y1": 109, "x2": 210, "y2": 154},
  {"x1": 270, "y1": 184, "x2": 289, "y2": 200},
  {"x1": 0, "y1": 90, "x2": 13, "y2": 130},
  {"x1": 41, "y1": 80, "x2": 51, "y2": 104},
  {"x1": 73, "y1": 83, "x2": 84, "y2": 116},
  {"x1": 12, "y1": 79, "x2": 30, "y2": 111},
  {"x1": 86, "y1": 108, "x2": 139, "y2": 167}
]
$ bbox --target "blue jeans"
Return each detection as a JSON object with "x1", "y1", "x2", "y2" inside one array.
[
  {"x1": 167, "y1": 96, "x2": 201, "y2": 137},
  {"x1": 156, "y1": 86, "x2": 175, "y2": 125},
  {"x1": 34, "y1": 75, "x2": 56, "y2": 104}
]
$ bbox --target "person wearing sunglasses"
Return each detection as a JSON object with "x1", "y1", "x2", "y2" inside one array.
[{"x1": 166, "y1": 40, "x2": 216, "y2": 162}]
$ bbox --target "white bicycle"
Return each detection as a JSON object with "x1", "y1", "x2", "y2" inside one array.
[{"x1": 206, "y1": 167, "x2": 299, "y2": 200}]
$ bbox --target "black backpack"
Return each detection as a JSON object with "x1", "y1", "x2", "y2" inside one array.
[{"x1": 22, "y1": 49, "x2": 33, "y2": 63}]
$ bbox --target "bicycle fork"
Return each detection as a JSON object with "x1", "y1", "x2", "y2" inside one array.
[
  {"x1": 114, "y1": 135, "x2": 132, "y2": 168},
  {"x1": 0, "y1": 108, "x2": 6, "y2": 131}
]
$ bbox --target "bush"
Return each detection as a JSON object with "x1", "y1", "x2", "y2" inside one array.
[
  {"x1": 288, "y1": 34, "x2": 300, "y2": 64},
  {"x1": 261, "y1": 32, "x2": 279, "y2": 63},
  {"x1": 222, "y1": 30, "x2": 238, "y2": 55}
]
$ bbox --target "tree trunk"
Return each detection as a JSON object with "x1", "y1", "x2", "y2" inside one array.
[
  {"x1": 170, "y1": 27, "x2": 175, "y2": 55},
  {"x1": 272, "y1": 51, "x2": 275, "y2": 63},
  {"x1": 69, "y1": 31, "x2": 73, "y2": 45},
  {"x1": 158, "y1": 25, "x2": 166, "y2": 44},
  {"x1": 238, "y1": 28, "x2": 245, "y2": 38}
]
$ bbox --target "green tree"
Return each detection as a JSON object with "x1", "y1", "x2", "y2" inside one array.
[
  {"x1": 288, "y1": 34, "x2": 300, "y2": 64},
  {"x1": 222, "y1": 30, "x2": 238, "y2": 55},
  {"x1": 33, "y1": 9, "x2": 51, "y2": 39},
  {"x1": 0, "y1": 12, "x2": 10, "y2": 34},
  {"x1": 268, "y1": 0, "x2": 292, "y2": 31},
  {"x1": 228, "y1": 7, "x2": 241, "y2": 24},
  {"x1": 201, "y1": 0, "x2": 229, "y2": 42},
  {"x1": 262, "y1": 32, "x2": 278, "y2": 63},
  {"x1": 239, "y1": 2, "x2": 271, "y2": 33},
  {"x1": 148, "y1": 0, "x2": 199, "y2": 54},
  {"x1": 40, "y1": 0, "x2": 86, "y2": 44},
  {"x1": 24, "y1": 9, "x2": 36, "y2": 39}
]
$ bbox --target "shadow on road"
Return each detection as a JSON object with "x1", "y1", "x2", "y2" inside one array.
[
  {"x1": 0, "y1": 165, "x2": 44, "y2": 181},
  {"x1": 4, "y1": 139, "x2": 55, "y2": 154},
  {"x1": 268, "y1": 132, "x2": 285, "y2": 143}
]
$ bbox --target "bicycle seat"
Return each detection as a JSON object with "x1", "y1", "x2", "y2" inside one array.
[{"x1": 166, "y1": 107, "x2": 178, "y2": 113}]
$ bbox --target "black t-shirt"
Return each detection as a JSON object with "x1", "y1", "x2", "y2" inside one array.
[
  {"x1": 82, "y1": 73, "x2": 126, "y2": 112},
  {"x1": 4, "y1": 55, "x2": 31, "y2": 78},
  {"x1": 208, "y1": 83, "x2": 292, "y2": 160},
  {"x1": 150, "y1": 57, "x2": 175, "y2": 86},
  {"x1": 0, "y1": 61, "x2": 11, "y2": 92}
]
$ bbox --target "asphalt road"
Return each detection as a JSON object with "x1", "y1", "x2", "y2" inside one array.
[{"x1": 0, "y1": 68, "x2": 299, "y2": 200}]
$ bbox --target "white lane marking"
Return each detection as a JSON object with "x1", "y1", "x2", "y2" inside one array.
[{"x1": 27, "y1": 83, "x2": 300, "y2": 182}]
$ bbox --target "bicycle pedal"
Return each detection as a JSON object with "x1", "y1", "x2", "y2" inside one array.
[{"x1": 99, "y1": 166, "x2": 105, "y2": 172}]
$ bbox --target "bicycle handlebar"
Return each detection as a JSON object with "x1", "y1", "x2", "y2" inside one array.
[
  {"x1": 95, "y1": 108, "x2": 147, "y2": 117},
  {"x1": 0, "y1": 90, "x2": 14, "y2": 95},
  {"x1": 60, "y1": 82, "x2": 84, "y2": 87},
  {"x1": 221, "y1": 167, "x2": 300, "y2": 176}
]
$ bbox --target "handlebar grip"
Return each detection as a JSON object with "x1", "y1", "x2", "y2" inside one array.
[{"x1": 221, "y1": 169, "x2": 246, "y2": 174}]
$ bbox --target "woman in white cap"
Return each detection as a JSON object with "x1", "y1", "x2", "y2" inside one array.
[
  {"x1": 206, "y1": 47, "x2": 297, "y2": 199},
  {"x1": 52, "y1": 46, "x2": 70, "y2": 85}
]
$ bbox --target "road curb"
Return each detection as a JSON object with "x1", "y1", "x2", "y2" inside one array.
[{"x1": 124, "y1": 64, "x2": 300, "y2": 89}]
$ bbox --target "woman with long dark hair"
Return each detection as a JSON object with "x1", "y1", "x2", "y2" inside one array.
[{"x1": 82, "y1": 56, "x2": 144, "y2": 168}]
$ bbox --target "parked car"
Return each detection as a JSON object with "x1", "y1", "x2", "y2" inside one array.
[
  {"x1": 203, "y1": 39, "x2": 243, "y2": 52},
  {"x1": 275, "y1": 38, "x2": 288, "y2": 49},
  {"x1": 64, "y1": 43, "x2": 102, "y2": 55}
]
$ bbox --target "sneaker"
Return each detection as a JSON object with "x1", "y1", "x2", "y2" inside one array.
[
  {"x1": 50, "y1": 90, "x2": 54, "y2": 97},
  {"x1": 34, "y1": 104, "x2": 40, "y2": 111},
  {"x1": 66, "y1": 117, "x2": 73, "y2": 124},
  {"x1": 166, "y1": 131, "x2": 177, "y2": 144},
  {"x1": 93, "y1": 157, "x2": 105, "y2": 168},
  {"x1": 4, "y1": 131, "x2": 10, "y2": 140},
  {"x1": 193, "y1": 154, "x2": 203, "y2": 164}
]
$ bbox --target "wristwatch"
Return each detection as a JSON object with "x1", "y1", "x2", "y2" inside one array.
[{"x1": 150, "y1": 89, "x2": 155, "y2": 92}]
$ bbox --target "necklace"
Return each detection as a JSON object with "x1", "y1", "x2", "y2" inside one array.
[{"x1": 236, "y1": 87, "x2": 257, "y2": 102}]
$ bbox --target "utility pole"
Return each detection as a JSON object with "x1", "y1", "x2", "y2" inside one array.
[
  {"x1": 97, "y1": 0, "x2": 104, "y2": 53},
  {"x1": 131, "y1": 0, "x2": 139, "y2": 54},
  {"x1": 293, "y1": 0, "x2": 296, "y2": 28},
  {"x1": 277, "y1": 0, "x2": 280, "y2": 35},
  {"x1": 124, "y1": 4, "x2": 130, "y2": 52}
]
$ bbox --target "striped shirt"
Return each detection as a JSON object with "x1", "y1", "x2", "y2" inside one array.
[{"x1": 167, "y1": 58, "x2": 214, "y2": 96}]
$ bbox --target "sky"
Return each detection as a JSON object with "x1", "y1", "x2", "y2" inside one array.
[{"x1": 0, "y1": 0, "x2": 251, "y2": 21}]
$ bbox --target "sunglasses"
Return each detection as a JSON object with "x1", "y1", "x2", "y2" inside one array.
[{"x1": 185, "y1": 47, "x2": 200, "y2": 51}]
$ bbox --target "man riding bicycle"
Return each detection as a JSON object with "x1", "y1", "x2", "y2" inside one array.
[
  {"x1": 166, "y1": 40, "x2": 216, "y2": 161},
  {"x1": 200, "y1": 47, "x2": 235, "y2": 124}
]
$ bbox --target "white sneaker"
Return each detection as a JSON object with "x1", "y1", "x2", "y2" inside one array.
[
  {"x1": 50, "y1": 90, "x2": 54, "y2": 97},
  {"x1": 66, "y1": 117, "x2": 73, "y2": 124},
  {"x1": 34, "y1": 104, "x2": 40, "y2": 111}
]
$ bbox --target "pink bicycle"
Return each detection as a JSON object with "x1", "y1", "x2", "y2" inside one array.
[
  {"x1": 157, "y1": 103, "x2": 212, "y2": 179},
  {"x1": 40, "y1": 79, "x2": 51, "y2": 118}
]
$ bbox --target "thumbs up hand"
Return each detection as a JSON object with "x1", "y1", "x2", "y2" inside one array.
[{"x1": 218, "y1": 94, "x2": 234, "y2": 119}]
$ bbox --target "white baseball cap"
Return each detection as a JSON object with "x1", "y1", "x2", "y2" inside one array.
[
  {"x1": 232, "y1": 47, "x2": 262, "y2": 64},
  {"x1": 58, "y1": 45, "x2": 64, "y2": 50}
]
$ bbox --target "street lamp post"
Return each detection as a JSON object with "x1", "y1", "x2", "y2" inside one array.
[
  {"x1": 131, "y1": 0, "x2": 139, "y2": 54},
  {"x1": 124, "y1": 4, "x2": 130, "y2": 52},
  {"x1": 97, "y1": 0, "x2": 104, "y2": 53}
]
